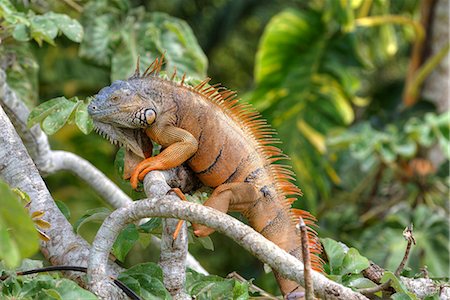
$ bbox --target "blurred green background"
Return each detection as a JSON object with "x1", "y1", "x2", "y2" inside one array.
[{"x1": 1, "y1": 0, "x2": 449, "y2": 296}]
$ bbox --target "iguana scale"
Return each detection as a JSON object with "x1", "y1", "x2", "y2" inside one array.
[{"x1": 88, "y1": 55, "x2": 322, "y2": 298}]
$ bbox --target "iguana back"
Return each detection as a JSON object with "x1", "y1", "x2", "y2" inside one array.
[{"x1": 88, "y1": 57, "x2": 322, "y2": 297}]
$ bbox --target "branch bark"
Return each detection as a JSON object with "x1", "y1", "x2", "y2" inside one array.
[
  {"x1": 88, "y1": 196, "x2": 369, "y2": 300},
  {"x1": 142, "y1": 171, "x2": 191, "y2": 300}
]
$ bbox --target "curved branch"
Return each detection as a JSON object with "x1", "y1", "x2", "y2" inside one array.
[
  {"x1": 88, "y1": 196, "x2": 369, "y2": 300},
  {"x1": 49, "y1": 150, "x2": 131, "y2": 209}
]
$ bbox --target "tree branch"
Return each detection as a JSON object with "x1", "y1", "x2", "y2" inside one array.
[
  {"x1": 143, "y1": 172, "x2": 191, "y2": 300},
  {"x1": 48, "y1": 150, "x2": 132, "y2": 209},
  {"x1": 88, "y1": 196, "x2": 369, "y2": 300}
]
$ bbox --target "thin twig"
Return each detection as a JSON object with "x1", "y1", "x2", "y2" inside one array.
[
  {"x1": 359, "y1": 224, "x2": 416, "y2": 296},
  {"x1": 62, "y1": 0, "x2": 83, "y2": 12},
  {"x1": 298, "y1": 217, "x2": 314, "y2": 300},
  {"x1": 395, "y1": 224, "x2": 415, "y2": 276}
]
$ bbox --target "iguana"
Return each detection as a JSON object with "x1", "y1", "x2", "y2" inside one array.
[{"x1": 88, "y1": 55, "x2": 322, "y2": 298}]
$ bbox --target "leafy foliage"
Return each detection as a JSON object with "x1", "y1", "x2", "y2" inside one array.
[
  {"x1": 27, "y1": 96, "x2": 93, "y2": 135},
  {"x1": 250, "y1": 0, "x2": 422, "y2": 211},
  {"x1": 322, "y1": 238, "x2": 372, "y2": 289},
  {"x1": 0, "y1": 0, "x2": 83, "y2": 45},
  {"x1": 328, "y1": 111, "x2": 450, "y2": 168},
  {"x1": 0, "y1": 259, "x2": 97, "y2": 299},
  {"x1": 79, "y1": 0, "x2": 207, "y2": 81}
]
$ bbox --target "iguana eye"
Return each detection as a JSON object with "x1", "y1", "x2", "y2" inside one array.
[{"x1": 144, "y1": 109, "x2": 156, "y2": 125}]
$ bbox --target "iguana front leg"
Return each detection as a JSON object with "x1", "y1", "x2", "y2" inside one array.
[{"x1": 130, "y1": 125, "x2": 198, "y2": 189}]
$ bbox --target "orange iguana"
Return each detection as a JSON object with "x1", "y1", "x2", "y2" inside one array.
[{"x1": 88, "y1": 55, "x2": 322, "y2": 298}]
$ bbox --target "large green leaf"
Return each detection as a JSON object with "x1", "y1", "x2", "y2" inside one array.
[
  {"x1": 250, "y1": 9, "x2": 360, "y2": 210},
  {"x1": 118, "y1": 263, "x2": 171, "y2": 300},
  {"x1": 46, "y1": 12, "x2": 84, "y2": 43},
  {"x1": 341, "y1": 248, "x2": 370, "y2": 274},
  {"x1": 112, "y1": 224, "x2": 139, "y2": 262},
  {"x1": 29, "y1": 15, "x2": 58, "y2": 46},
  {"x1": 321, "y1": 238, "x2": 346, "y2": 274},
  {"x1": 75, "y1": 101, "x2": 94, "y2": 134},
  {"x1": 0, "y1": 180, "x2": 39, "y2": 268}
]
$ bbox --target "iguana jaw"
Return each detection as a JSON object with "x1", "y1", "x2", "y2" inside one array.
[{"x1": 93, "y1": 121, "x2": 145, "y2": 158}]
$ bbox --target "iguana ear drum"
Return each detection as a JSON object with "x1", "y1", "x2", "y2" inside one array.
[{"x1": 144, "y1": 108, "x2": 156, "y2": 125}]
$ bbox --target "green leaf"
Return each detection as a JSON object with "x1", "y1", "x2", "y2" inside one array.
[
  {"x1": 12, "y1": 23, "x2": 30, "y2": 41},
  {"x1": 112, "y1": 224, "x2": 139, "y2": 262},
  {"x1": 0, "y1": 180, "x2": 39, "y2": 267},
  {"x1": 55, "y1": 200, "x2": 71, "y2": 220},
  {"x1": 347, "y1": 277, "x2": 378, "y2": 290},
  {"x1": 394, "y1": 140, "x2": 417, "y2": 158},
  {"x1": 41, "y1": 289, "x2": 62, "y2": 299},
  {"x1": 73, "y1": 207, "x2": 111, "y2": 233},
  {"x1": 46, "y1": 12, "x2": 84, "y2": 42},
  {"x1": 0, "y1": 227, "x2": 21, "y2": 268},
  {"x1": 341, "y1": 248, "x2": 370, "y2": 274},
  {"x1": 75, "y1": 101, "x2": 94, "y2": 134},
  {"x1": 27, "y1": 97, "x2": 70, "y2": 128},
  {"x1": 30, "y1": 15, "x2": 57, "y2": 45},
  {"x1": 20, "y1": 276, "x2": 97, "y2": 299},
  {"x1": 118, "y1": 263, "x2": 170, "y2": 299},
  {"x1": 41, "y1": 100, "x2": 78, "y2": 135},
  {"x1": 197, "y1": 236, "x2": 214, "y2": 251},
  {"x1": 321, "y1": 238, "x2": 346, "y2": 274},
  {"x1": 50, "y1": 278, "x2": 97, "y2": 299},
  {"x1": 232, "y1": 280, "x2": 249, "y2": 300},
  {"x1": 380, "y1": 271, "x2": 409, "y2": 295},
  {"x1": 117, "y1": 274, "x2": 141, "y2": 296},
  {"x1": 0, "y1": 0, "x2": 17, "y2": 15},
  {"x1": 391, "y1": 293, "x2": 416, "y2": 300}
]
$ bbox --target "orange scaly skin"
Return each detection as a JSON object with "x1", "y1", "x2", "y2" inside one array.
[{"x1": 88, "y1": 56, "x2": 322, "y2": 298}]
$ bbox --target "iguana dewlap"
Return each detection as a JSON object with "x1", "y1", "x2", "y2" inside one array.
[{"x1": 88, "y1": 56, "x2": 322, "y2": 297}]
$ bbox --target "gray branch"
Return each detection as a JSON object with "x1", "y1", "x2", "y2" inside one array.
[
  {"x1": 48, "y1": 150, "x2": 131, "y2": 209},
  {"x1": 88, "y1": 196, "x2": 369, "y2": 300},
  {"x1": 142, "y1": 171, "x2": 191, "y2": 300}
]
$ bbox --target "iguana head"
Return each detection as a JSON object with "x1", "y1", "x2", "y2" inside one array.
[{"x1": 88, "y1": 79, "x2": 156, "y2": 158}]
